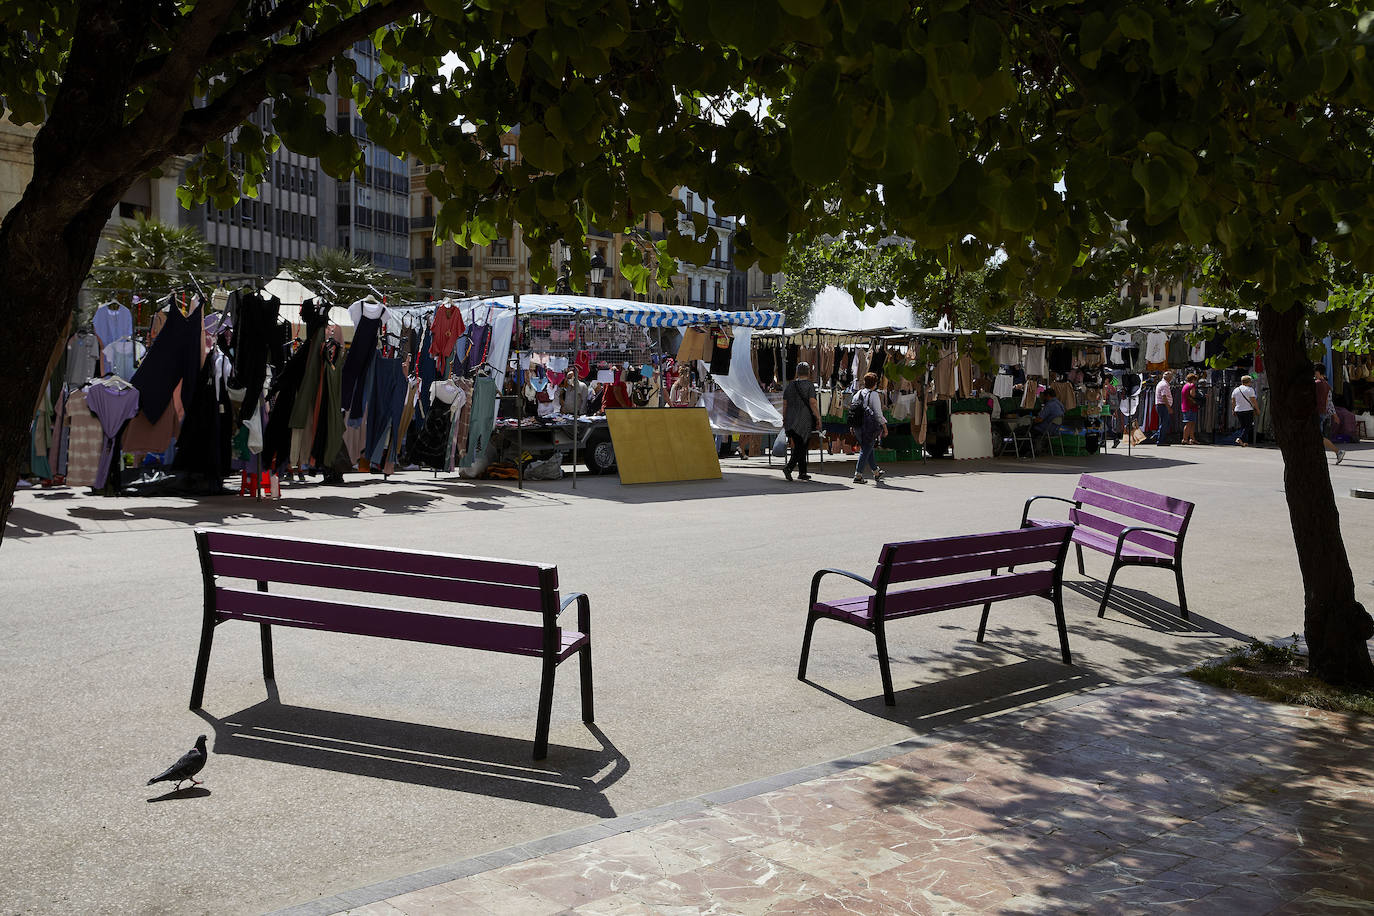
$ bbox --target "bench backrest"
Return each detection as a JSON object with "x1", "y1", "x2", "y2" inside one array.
[
  {"x1": 1070, "y1": 474, "x2": 1193, "y2": 556},
  {"x1": 872, "y1": 525, "x2": 1073, "y2": 620},
  {"x1": 196, "y1": 529, "x2": 561, "y2": 615}
]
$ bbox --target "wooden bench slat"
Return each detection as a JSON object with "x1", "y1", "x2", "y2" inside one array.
[
  {"x1": 883, "y1": 541, "x2": 1067, "y2": 584},
  {"x1": 213, "y1": 587, "x2": 585, "y2": 658},
  {"x1": 1078, "y1": 474, "x2": 1194, "y2": 517},
  {"x1": 881, "y1": 525, "x2": 1071, "y2": 565},
  {"x1": 210, "y1": 554, "x2": 549, "y2": 612},
  {"x1": 1065, "y1": 510, "x2": 1179, "y2": 557},
  {"x1": 1073, "y1": 488, "x2": 1188, "y2": 533},
  {"x1": 880, "y1": 569, "x2": 1055, "y2": 618},
  {"x1": 204, "y1": 530, "x2": 553, "y2": 589}
]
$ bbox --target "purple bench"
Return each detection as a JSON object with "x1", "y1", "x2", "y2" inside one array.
[
  {"x1": 1020, "y1": 474, "x2": 1194, "y2": 619},
  {"x1": 190, "y1": 529, "x2": 592, "y2": 759},
  {"x1": 798, "y1": 525, "x2": 1075, "y2": 706}
]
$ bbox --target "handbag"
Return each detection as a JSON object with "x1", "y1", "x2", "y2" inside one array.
[{"x1": 772, "y1": 431, "x2": 788, "y2": 457}]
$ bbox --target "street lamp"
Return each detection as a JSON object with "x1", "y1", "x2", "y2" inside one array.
[{"x1": 589, "y1": 251, "x2": 606, "y2": 287}]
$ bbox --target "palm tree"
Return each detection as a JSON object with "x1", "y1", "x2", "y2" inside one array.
[
  {"x1": 284, "y1": 248, "x2": 412, "y2": 302},
  {"x1": 88, "y1": 214, "x2": 213, "y2": 324}
]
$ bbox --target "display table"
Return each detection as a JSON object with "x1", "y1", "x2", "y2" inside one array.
[{"x1": 951, "y1": 412, "x2": 994, "y2": 460}]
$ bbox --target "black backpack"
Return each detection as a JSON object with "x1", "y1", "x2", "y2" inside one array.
[{"x1": 847, "y1": 392, "x2": 868, "y2": 434}]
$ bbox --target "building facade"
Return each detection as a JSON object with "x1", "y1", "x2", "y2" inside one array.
[
  {"x1": 332, "y1": 39, "x2": 410, "y2": 276},
  {"x1": 182, "y1": 102, "x2": 321, "y2": 278}
]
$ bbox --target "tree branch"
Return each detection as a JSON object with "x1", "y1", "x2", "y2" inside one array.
[
  {"x1": 163, "y1": 0, "x2": 427, "y2": 157},
  {"x1": 130, "y1": 0, "x2": 315, "y2": 86}
]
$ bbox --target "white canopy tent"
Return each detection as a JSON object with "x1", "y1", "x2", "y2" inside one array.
[
  {"x1": 799, "y1": 285, "x2": 924, "y2": 335},
  {"x1": 1109, "y1": 303, "x2": 1257, "y2": 331}
]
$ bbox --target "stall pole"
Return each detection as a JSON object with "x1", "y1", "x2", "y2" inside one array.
[
  {"x1": 571, "y1": 310, "x2": 581, "y2": 490},
  {"x1": 515, "y1": 293, "x2": 523, "y2": 490}
]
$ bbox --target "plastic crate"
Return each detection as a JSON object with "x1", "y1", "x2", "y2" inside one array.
[
  {"x1": 873, "y1": 448, "x2": 897, "y2": 463},
  {"x1": 895, "y1": 444, "x2": 922, "y2": 461}
]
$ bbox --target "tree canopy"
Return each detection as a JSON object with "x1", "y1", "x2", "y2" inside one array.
[{"x1": 3, "y1": 0, "x2": 1374, "y2": 681}]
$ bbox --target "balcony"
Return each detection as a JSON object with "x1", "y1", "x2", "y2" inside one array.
[
  {"x1": 484, "y1": 255, "x2": 516, "y2": 268},
  {"x1": 451, "y1": 253, "x2": 473, "y2": 267},
  {"x1": 411, "y1": 214, "x2": 435, "y2": 229},
  {"x1": 412, "y1": 256, "x2": 436, "y2": 270}
]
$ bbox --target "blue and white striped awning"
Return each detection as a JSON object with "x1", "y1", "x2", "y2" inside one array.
[{"x1": 479, "y1": 294, "x2": 785, "y2": 329}]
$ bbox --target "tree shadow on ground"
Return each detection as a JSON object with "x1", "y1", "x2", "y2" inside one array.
[
  {"x1": 193, "y1": 683, "x2": 626, "y2": 818},
  {"x1": 802, "y1": 654, "x2": 1115, "y2": 732},
  {"x1": 837, "y1": 680, "x2": 1374, "y2": 912},
  {"x1": 1, "y1": 506, "x2": 85, "y2": 537}
]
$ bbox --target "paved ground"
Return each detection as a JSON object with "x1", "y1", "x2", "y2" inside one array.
[
  {"x1": 1, "y1": 440, "x2": 1370, "y2": 914},
  {"x1": 321, "y1": 677, "x2": 1374, "y2": 916}
]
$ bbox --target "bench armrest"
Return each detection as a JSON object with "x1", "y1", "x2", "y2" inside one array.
[
  {"x1": 809, "y1": 568, "x2": 875, "y2": 611},
  {"x1": 559, "y1": 591, "x2": 591, "y2": 634},
  {"x1": 1020, "y1": 495, "x2": 1080, "y2": 527},
  {"x1": 1113, "y1": 526, "x2": 1182, "y2": 560}
]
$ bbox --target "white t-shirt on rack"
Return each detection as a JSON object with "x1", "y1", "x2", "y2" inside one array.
[{"x1": 1145, "y1": 331, "x2": 1168, "y2": 363}]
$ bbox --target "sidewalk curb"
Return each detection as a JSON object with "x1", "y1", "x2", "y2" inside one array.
[{"x1": 267, "y1": 667, "x2": 1193, "y2": 916}]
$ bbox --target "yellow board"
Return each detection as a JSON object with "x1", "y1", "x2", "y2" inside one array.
[{"x1": 603, "y1": 407, "x2": 722, "y2": 484}]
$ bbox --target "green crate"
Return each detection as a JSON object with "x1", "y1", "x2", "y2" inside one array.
[
  {"x1": 873, "y1": 448, "x2": 897, "y2": 463},
  {"x1": 895, "y1": 445, "x2": 922, "y2": 461}
]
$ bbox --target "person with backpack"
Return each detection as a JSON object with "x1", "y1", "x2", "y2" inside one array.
[
  {"x1": 849, "y1": 372, "x2": 888, "y2": 484},
  {"x1": 781, "y1": 362, "x2": 821, "y2": 481}
]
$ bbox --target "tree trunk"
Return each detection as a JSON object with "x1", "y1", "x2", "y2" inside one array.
[{"x1": 1258, "y1": 303, "x2": 1374, "y2": 687}]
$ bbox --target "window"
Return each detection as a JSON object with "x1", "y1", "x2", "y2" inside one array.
[
  {"x1": 713, "y1": 281, "x2": 722, "y2": 304},
  {"x1": 423, "y1": 195, "x2": 433, "y2": 218},
  {"x1": 684, "y1": 191, "x2": 693, "y2": 212},
  {"x1": 456, "y1": 276, "x2": 469, "y2": 290},
  {"x1": 503, "y1": 143, "x2": 517, "y2": 162},
  {"x1": 492, "y1": 238, "x2": 510, "y2": 258},
  {"x1": 423, "y1": 237, "x2": 433, "y2": 259},
  {"x1": 699, "y1": 279, "x2": 706, "y2": 303},
  {"x1": 491, "y1": 276, "x2": 510, "y2": 292},
  {"x1": 309, "y1": 216, "x2": 316, "y2": 241}
]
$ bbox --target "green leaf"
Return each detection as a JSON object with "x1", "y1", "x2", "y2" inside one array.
[
  {"x1": 778, "y1": 0, "x2": 824, "y2": 16},
  {"x1": 1118, "y1": 8, "x2": 1154, "y2": 42},
  {"x1": 506, "y1": 43, "x2": 526, "y2": 84},
  {"x1": 913, "y1": 129, "x2": 959, "y2": 195},
  {"x1": 999, "y1": 179, "x2": 1039, "y2": 233},
  {"x1": 787, "y1": 61, "x2": 847, "y2": 185}
]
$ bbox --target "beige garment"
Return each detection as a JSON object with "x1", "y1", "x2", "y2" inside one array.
[
  {"x1": 64, "y1": 390, "x2": 104, "y2": 487},
  {"x1": 1051, "y1": 380, "x2": 1077, "y2": 409},
  {"x1": 386, "y1": 377, "x2": 422, "y2": 474},
  {"x1": 122, "y1": 385, "x2": 182, "y2": 454},
  {"x1": 677, "y1": 328, "x2": 709, "y2": 362},
  {"x1": 909, "y1": 387, "x2": 928, "y2": 444},
  {"x1": 934, "y1": 346, "x2": 957, "y2": 399},
  {"x1": 1022, "y1": 382, "x2": 1041, "y2": 409},
  {"x1": 956, "y1": 351, "x2": 975, "y2": 397}
]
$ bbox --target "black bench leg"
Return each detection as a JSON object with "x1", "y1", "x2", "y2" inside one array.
[
  {"x1": 1075, "y1": 543, "x2": 1085, "y2": 576},
  {"x1": 260, "y1": 623, "x2": 275, "y2": 682},
  {"x1": 189, "y1": 618, "x2": 215, "y2": 710},
  {"x1": 1098, "y1": 562, "x2": 1121, "y2": 618},
  {"x1": 873, "y1": 625, "x2": 896, "y2": 706},
  {"x1": 1054, "y1": 593, "x2": 1073, "y2": 665},
  {"x1": 1174, "y1": 563, "x2": 1190, "y2": 620},
  {"x1": 798, "y1": 611, "x2": 821, "y2": 680},
  {"x1": 579, "y1": 643, "x2": 594, "y2": 723},
  {"x1": 977, "y1": 602, "x2": 993, "y2": 643},
  {"x1": 533, "y1": 654, "x2": 557, "y2": 760}
]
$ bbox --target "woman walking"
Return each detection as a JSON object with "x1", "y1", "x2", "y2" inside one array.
[
  {"x1": 1180, "y1": 372, "x2": 1200, "y2": 444},
  {"x1": 850, "y1": 372, "x2": 888, "y2": 484},
  {"x1": 781, "y1": 362, "x2": 821, "y2": 481}
]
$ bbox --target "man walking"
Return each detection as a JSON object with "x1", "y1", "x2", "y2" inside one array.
[{"x1": 1154, "y1": 371, "x2": 1174, "y2": 445}]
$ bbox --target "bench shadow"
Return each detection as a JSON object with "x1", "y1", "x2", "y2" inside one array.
[
  {"x1": 801, "y1": 656, "x2": 1114, "y2": 731},
  {"x1": 1065, "y1": 579, "x2": 1251, "y2": 640},
  {"x1": 193, "y1": 685, "x2": 625, "y2": 818}
]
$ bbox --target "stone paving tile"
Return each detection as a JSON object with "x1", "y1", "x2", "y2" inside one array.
[{"x1": 345, "y1": 679, "x2": 1374, "y2": 915}]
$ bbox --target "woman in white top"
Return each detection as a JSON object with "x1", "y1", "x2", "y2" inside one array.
[{"x1": 1231, "y1": 375, "x2": 1258, "y2": 446}]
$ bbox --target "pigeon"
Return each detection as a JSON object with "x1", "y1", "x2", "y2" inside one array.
[{"x1": 147, "y1": 735, "x2": 208, "y2": 790}]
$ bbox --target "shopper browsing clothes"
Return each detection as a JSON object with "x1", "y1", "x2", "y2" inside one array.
[
  {"x1": 850, "y1": 372, "x2": 888, "y2": 484},
  {"x1": 1231, "y1": 375, "x2": 1258, "y2": 446},
  {"x1": 1153, "y1": 371, "x2": 1175, "y2": 445},
  {"x1": 1180, "y1": 372, "x2": 1200, "y2": 444},
  {"x1": 781, "y1": 362, "x2": 821, "y2": 482},
  {"x1": 1314, "y1": 364, "x2": 1346, "y2": 464}
]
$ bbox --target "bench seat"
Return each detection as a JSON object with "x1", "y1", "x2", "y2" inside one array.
[
  {"x1": 1023, "y1": 519, "x2": 1174, "y2": 564},
  {"x1": 800, "y1": 526, "x2": 1074, "y2": 705}
]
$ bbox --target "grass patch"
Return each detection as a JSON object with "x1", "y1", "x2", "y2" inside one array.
[{"x1": 1186, "y1": 637, "x2": 1374, "y2": 716}]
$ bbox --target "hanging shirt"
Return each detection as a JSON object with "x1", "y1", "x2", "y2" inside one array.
[
  {"x1": 1024, "y1": 346, "x2": 1047, "y2": 377},
  {"x1": 1108, "y1": 331, "x2": 1133, "y2": 366},
  {"x1": 64, "y1": 334, "x2": 102, "y2": 386},
  {"x1": 101, "y1": 339, "x2": 146, "y2": 380},
  {"x1": 428, "y1": 304, "x2": 466, "y2": 374},
  {"x1": 93, "y1": 304, "x2": 134, "y2": 348},
  {"x1": 1145, "y1": 331, "x2": 1169, "y2": 364}
]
